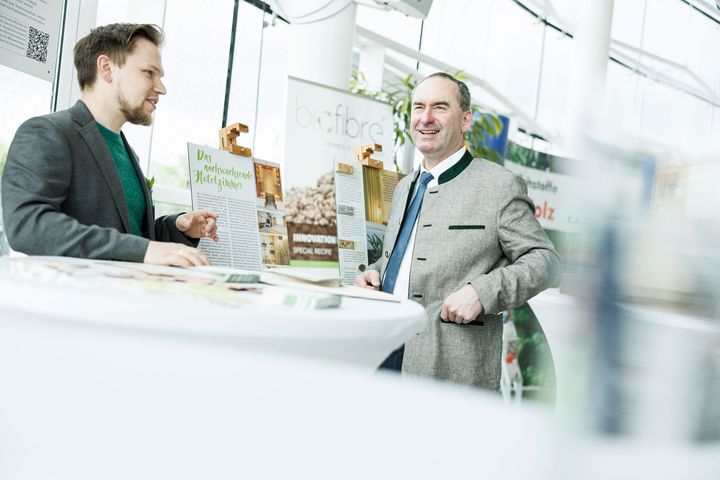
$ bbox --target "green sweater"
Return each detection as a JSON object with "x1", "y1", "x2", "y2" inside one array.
[{"x1": 97, "y1": 123, "x2": 146, "y2": 237}]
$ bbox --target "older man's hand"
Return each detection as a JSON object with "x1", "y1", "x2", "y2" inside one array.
[
  {"x1": 355, "y1": 270, "x2": 381, "y2": 290},
  {"x1": 441, "y1": 284, "x2": 484, "y2": 324}
]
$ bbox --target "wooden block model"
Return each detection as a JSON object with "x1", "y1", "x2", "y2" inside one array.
[
  {"x1": 354, "y1": 143, "x2": 383, "y2": 169},
  {"x1": 219, "y1": 122, "x2": 252, "y2": 157}
]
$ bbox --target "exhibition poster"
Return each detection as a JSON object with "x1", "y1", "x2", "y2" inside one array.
[
  {"x1": 334, "y1": 159, "x2": 405, "y2": 285},
  {"x1": 0, "y1": 0, "x2": 63, "y2": 81},
  {"x1": 253, "y1": 159, "x2": 290, "y2": 266},
  {"x1": 334, "y1": 160, "x2": 366, "y2": 285},
  {"x1": 364, "y1": 167, "x2": 404, "y2": 263},
  {"x1": 188, "y1": 143, "x2": 262, "y2": 270},
  {"x1": 284, "y1": 76, "x2": 393, "y2": 268},
  {"x1": 504, "y1": 142, "x2": 581, "y2": 233}
]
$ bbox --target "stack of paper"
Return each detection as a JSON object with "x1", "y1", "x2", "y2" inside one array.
[
  {"x1": 259, "y1": 267, "x2": 399, "y2": 302},
  {"x1": 193, "y1": 265, "x2": 261, "y2": 284},
  {"x1": 261, "y1": 286, "x2": 341, "y2": 309},
  {"x1": 261, "y1": 267, "x2": 342, "y2": 287}
]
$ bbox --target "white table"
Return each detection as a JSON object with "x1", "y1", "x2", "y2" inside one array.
[
  {"x1": 0, "y1": 257, "x2": 427, "y2": 369},
  {"x1": 1, "y1": 260, "x2": 718, "y2": 479},
  {"x1": 1, "y1": 307, "x2": 718, "y2": 480}
]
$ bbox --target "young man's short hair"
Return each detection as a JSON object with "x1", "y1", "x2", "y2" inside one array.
[{"x1": 73, "y1": 23, "x2": 163, "y2": 90}]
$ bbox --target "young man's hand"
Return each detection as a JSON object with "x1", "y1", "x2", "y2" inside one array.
[
  {"x1": 143, "y1": 241, "x2": 211, "y2": 267},
  {"x1": 176, "y1": 209, "x2": 219, "y2": 241}
]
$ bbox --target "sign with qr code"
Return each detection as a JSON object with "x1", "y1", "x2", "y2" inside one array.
[{"x1": 0, "y1": 0, "x2": 63, "y2": 81}]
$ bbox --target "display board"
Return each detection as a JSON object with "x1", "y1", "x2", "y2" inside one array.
[
  {"x1": 335, "y1": 159, "x2": 405, "y2": 285},
  {"x1": 0, "y1": 0, "x2": 63, "y2": 81},
  {"x1": 505, "y1": 142, "x2": 581, "y2": 233},
  {"x1": 188, "y1": 143, "x2": 262, "y2": 270},
  {"x1": 504, "y1": 160, "x2": 580, "y2": 232},
  {"x1": 254, "y1": 159, "x2": 290, "y2": 266},
  {"x1": 283, "y1": 76, "x2": 393, "y2": 268}
]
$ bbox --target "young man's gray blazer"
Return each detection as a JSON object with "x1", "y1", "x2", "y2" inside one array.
[
  {"x1": 370, "y1": 150, "x2": 561, "y2": 389},
  {"x1": 1, "y1": 100, "x2": 195, "y2": 261}
]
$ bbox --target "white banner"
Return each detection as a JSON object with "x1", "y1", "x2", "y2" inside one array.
[
  {"x1": 0, "y1": 0, "x2": 63, "y2": 81},
  {"x1": 283, "y1": 76, "x2": 393, "y2": 267},
  {"x1": 505, "y1": 160, "x2": 581, "y2": 232}
]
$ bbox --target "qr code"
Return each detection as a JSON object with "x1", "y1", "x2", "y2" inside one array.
[{"x1": 26, "y1": 26, "x2": 49, "y2": 64}]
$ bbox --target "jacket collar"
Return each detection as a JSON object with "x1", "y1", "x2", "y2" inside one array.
[
  {"x1": 437, "y1": 149, "x2": 474, "y2": 185},
  {"x1": 70, "y1": 99, "x2": 97, "y2": 127},
  {"x1": 407, "y1": 148, "x2": 475, "y2": 188}
]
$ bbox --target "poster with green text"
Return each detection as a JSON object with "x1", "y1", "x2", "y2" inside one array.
[{"x1": 188, "y1": 143, "x2": 262, "y2": 270}]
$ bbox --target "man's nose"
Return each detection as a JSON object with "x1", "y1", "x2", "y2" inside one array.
[
  {"x1": 420, "y1": 109, "x2": 434, "y2": 124},
  {"x1": 155, "y1": 79, "x2": 167, "y2": 95}
]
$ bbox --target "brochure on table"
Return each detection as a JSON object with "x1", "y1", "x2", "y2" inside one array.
[{"x1": 188, "y1": 143, "x2": 262, "y2": 270}]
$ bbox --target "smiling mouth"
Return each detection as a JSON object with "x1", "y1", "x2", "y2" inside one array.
[
  {"x1": 146, "y1": 99, "x2": 158, "y2": 109},
  {"x1": 418, "y1": 129, "x2": 439, "y2": 135}
]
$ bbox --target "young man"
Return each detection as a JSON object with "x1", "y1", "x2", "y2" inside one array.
[
  {"x1": 356, "y1": 73, "x2": 561, "y2": 390},
  {"x1": 1, "y1": 23, "x2": 217, "y2": 267}
]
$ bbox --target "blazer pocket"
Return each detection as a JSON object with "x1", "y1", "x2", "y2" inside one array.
[{"x1": 448, "y1": 225, "x2": 485, "y2": 230}]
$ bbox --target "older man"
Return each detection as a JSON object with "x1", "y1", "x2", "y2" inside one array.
[
  {"x1": 2, "y1": 23, "x2": 217, "y2": 266},
  {"x1": 356, "y1": 72, "x2": 561, "y2": 390}
]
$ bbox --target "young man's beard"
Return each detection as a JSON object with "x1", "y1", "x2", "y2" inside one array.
[{"x1": 117, "y1": 92, "x2": 152, "y2": 126}]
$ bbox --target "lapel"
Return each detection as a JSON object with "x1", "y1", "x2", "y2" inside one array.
[
  {"x1": 73, "y1": 101, "x2": 132, "y2": 234},
  {"x1": 388, "y1": 150, "x2": 474, "y2": 252},
  {"x1": 122, "y1": 133, "x2": 154, "y2": 238}
]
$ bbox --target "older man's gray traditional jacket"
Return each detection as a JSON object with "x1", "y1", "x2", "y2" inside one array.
[{"x1": 370, "y1": 150, "x2": 561, "y2": 389}]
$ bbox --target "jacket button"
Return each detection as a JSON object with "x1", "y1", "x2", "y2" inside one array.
[{"x1": 384, "y1": 251, "x2": 389, "y2": 258}]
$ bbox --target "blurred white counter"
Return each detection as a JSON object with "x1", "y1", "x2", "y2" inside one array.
[
  {"x1": 0, "y1": 259, "x2": 718, "y2": 479},
  {"x1": 527, "y1": 288, "x2": 581, "y2": 409}
]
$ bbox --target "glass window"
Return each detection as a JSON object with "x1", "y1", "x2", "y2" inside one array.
[
  {"x1": 611, "y1": 0, "x2": 647, "y2": 48},
  {"x1": 711, "y1": 108, "x2": 720, "y2": 152},
  {"x1": 479, "y1": 0, "x2": 543, "y2": 123},
  {"x1": 686, "y1": 12, "x2": 720, "y2": 95},
  {"x1": 604, "y1": 61, "x2": 643, "y2": 138},
  {"x1": 252, "y1": 16, "x2": 290, "y2": 165},
  {"x1": 96, "y1": 0, "x2": 235, "y2": 191},
  {"x1": 225, "y1": 2, "x2": 291, "y2": 166},
  {"x1": 147, "y1": 1, "x2": 235, "y2": 189},
  {"x1": 681, "y1": 96, "x2": 714, "y2": 156},
  {"x1": 226, "y1": 1, "x2": 264, "y2": 145},
  {"x1": 535, "y1": 28, "x2": 573, "y2": 133},
  {"x1": 356, "y1": 4, "x2": 422, "y2": 52},
  {"x1": 421, "y1": 0, "x2": 492, "y2": 78},
  {"x1": 0, "y1": 64, "x2": 53, "y2": 170},
  {"x1": 641, "y1": 0, "x2": 690, "y2": 66},
  {"x1": 640, "y1": 82, "x2": 689, "y2": 149}
]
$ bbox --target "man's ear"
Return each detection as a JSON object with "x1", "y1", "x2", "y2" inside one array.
[
  {"x1": 96, "y1": 54, "x2": 113, "y2": 84},
  {"x1": 461, "y1": 109, "x2": 473, "y2": 133}
]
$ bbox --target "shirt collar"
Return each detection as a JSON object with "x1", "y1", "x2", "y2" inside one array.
[{"x1": 420, "y1": 147, "x2": 468, "y2": 180}]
